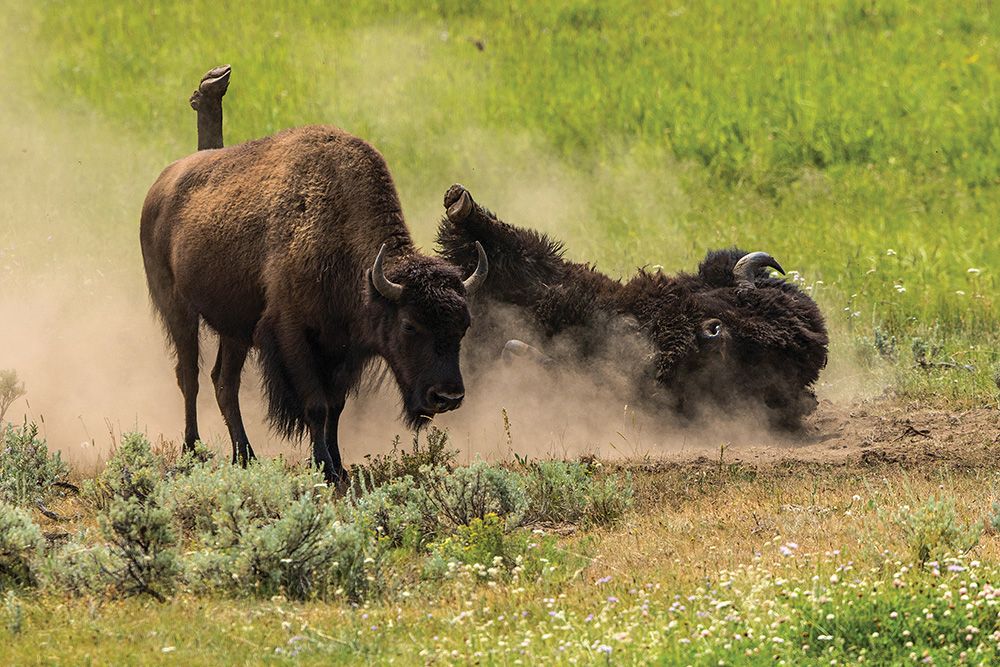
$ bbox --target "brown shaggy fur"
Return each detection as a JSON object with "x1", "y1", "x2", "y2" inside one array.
[
  {"x1": 436, "y1": 184, "x2": 828, "y2": 428},
  {"x1": 141, "y1": 126, "x2": 478, "y2": 482}
]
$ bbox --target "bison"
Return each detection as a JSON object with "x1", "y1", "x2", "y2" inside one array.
[
  {"x1": 436, "y1": 184, "x2": 827, "y2": 429},
  {"x1": 140, "y1": 74, "x2": 487, "y2": 484}
]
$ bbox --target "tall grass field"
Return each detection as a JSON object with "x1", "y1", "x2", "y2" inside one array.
[
  {"x1": 2, "y1": 0, "x2": 1000, "y2": 664},
  {"x1": 3, "y1": 0, "x2": 999, "y2": 402}
]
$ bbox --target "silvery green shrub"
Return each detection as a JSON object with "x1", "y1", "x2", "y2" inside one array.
[
  {"x1": 84, "y1": 431, "x2": 162, "y2": 509},
  {"x1": 182, "y1": 497, "x2": 377, "y2": 601},
  {"x1": 0, "y1": 501, "x2": 42, "y2": 589},
  {"x1": 159, "y1": 457, "x2": 377, "y2": 601},
  {"x1": 98, "y1": 495, "x2": 178, "y2": 601},
  {"x1": 240, "y1": 497, "x2": 376, "y2": 600},
  {"x1": 38, "y1": 528, "x2": 115, "y2": 597},
  {"x1": 0, "y1": 369, "x2": 26, "y2": 423},
  {"x1": 415, "y1": 462, "x2": 528, "y2": 532},
  {"x1": 156, "y1": 456, "x2": 328, "y2": 547},
  {"x1": 0, "y1": 421, "x2": 70, "y2": 506},
  {"x1": 345, "y1": 475, "x2": 423, "y2": 547}
]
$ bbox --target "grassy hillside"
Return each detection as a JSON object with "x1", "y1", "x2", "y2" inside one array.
[
  {"x1": 4, "y1": 5, "x2": 1000, "y2": 664},
  {"x1": 2, "y1": 0, "x2": 999, "y2": 402}
]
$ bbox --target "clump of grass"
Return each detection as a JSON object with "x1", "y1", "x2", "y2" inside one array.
[
  {"x1": 3, "y1": 591, "x2": 24, "y2": 635},
  {"x1": 889, "y1": 495, "x2": 982, "y2": 565},
  {"x1": 520, "y1": 459, "x2": 634, "y2": 527},
  {"x1": 350, "y1": 426, "x2": 457, "y2": 489}
]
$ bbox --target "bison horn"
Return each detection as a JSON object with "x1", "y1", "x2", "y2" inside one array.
[
  {"x1": 462, "y1": 241, "x2": 489, "y2": 294},
  {"x1": 733, "y1": 251, "x2": 784, "y2": 289},
  {"x1": 501, "y1": 339, "x2": 554, "y2": 366},
  {"x1": 446, "y1": 188, "x2": 474, "y2": 222},
  {"x1": 371, "y1": 243, "x2": 403, "y2": 301}
]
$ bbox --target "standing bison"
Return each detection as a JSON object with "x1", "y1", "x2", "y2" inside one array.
[
  {"x1": 141, "y1": 108, "x2": 486, "y2": 483},
  {"x1": 436, "y1": 185, "x2": 827, "y2": 428}
]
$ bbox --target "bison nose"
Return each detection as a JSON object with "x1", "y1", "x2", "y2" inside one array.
[{"x1": 427, "y1": 387, "x2": 465, "y2": 413}]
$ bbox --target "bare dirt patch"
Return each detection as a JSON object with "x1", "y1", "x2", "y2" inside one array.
[{"x1": 641, "y1": 398, "x2": 1000, "y2": 475}]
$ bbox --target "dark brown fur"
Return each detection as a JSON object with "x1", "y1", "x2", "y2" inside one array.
[
  {"x1": 141, "y1": 126, "x2": 476, "y2": 482},
  {"x1": 437, "y1": 185, "x2": 828, "y2": 428}
]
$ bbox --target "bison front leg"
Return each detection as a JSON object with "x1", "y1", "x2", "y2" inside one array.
[
  {"x1": 211, "y1": 336, "x2": 255, "y2": 466},
  {"x1": 323, "y1": 396, "x2": 347, "y2": 484},
  {"x1": 255, "y1": 314, "x2": 343, "y2": 484}
]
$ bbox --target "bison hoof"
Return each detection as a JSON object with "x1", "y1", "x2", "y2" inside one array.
[
  {"x1": 444, "y1": 184, "x2": 474, "y2": 222},
  {"x1": 444, "y1": 183, "x2": 466, "y2": 208},
  {"x1": 199, "y1": 64, "x2": 232, "y2": 96}
]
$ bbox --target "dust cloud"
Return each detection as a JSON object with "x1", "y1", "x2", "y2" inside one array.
[{"x1": 0, "y1": 68, "x2": 839, "y2": 478}]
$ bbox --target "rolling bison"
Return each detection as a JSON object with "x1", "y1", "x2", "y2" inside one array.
[
  {"x1": 140, "y1": 81, "x2": 487, "y2": 483},
  {"x1": 436, "y1": 184, "x2": 827, "y2": 428}
]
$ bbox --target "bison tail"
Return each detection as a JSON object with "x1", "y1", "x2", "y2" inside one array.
[{"x1": 254, "y1": 318, "x2": 309, "y2": 441}]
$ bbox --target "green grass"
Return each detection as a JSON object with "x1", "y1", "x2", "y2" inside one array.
[
  {"x1": 3, "y1": 5, "x2": 1000, "y2": 660},
  {"x1": 3, "y1": 0, "x2": 998, "y2": 407},
  {"x1": 3, "y1": 457, "x2": 1000, "y2": 665},
  {"x1": 6, "y1": 557, "x2": 999, "y2": 665}
]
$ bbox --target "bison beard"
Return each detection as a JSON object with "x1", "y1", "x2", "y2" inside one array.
[
  {"x1": 140, "y1": 123, "x2": 486, "y2": 484},
  {"x1": 436, "y1": 184, "x2": 828, "y2": 429}
]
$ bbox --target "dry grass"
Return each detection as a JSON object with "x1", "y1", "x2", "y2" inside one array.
[{"x1": 579, "y1": 459, "x2": 1000, "y2": 589}]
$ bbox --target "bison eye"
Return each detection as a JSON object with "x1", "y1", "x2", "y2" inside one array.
[
  {"x1": 401, "y1": 319, "x2": 417, "y2": 335},
  {"x1": 700, "y1": 319, "x2": 723, "y2": 339}
]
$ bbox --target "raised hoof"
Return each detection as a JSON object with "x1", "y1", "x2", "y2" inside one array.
[
  {"x1": 199, "y1": 64, "x2": 232, "y2": 97},
  {"x1": 320, "y1": 466, "x2": 349, "y2": 492},
  {"x1": 444, "y1": 184, "x2": 474, "y2": 222}
]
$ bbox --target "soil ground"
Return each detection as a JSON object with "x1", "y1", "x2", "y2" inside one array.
[{"x1": 658, "y1": 398, "x2": 1000, "y2": 473}]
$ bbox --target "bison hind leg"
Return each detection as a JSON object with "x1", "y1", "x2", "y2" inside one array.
[
  {"x1": 211, "y1": 336, "x2": 255, "y2": 465},
  {"x1": 158, "y1": 303, "x2": 202, "y2": 452}
]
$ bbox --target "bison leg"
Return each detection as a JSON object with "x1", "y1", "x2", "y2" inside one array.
[
  {"x1": 256, "y1": 314, "x2": 343, "y2": 484},
  {"x1": 210, "y1": 336, "x2": 255, "y2": 466},
  {"x1": 323, "y1": 397, "x2": 347, "y2": 484},
  {"x1": 162, "y1": 307, "x2": 202, "y2": 452},
  {"x1": 303, "y1": 402, "x2": 340, "y2": 485}
]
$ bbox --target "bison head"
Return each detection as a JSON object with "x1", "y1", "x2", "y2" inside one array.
[
  {"x1": 367, "y1": 243, "x2": 487, "y2": 428},
  {"x1": 627, "y1": 248, "x2": 828, "y2": 428}
]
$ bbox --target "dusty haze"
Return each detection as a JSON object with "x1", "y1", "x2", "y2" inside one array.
[{"x1": 0, "y1": 69, "x2": 856, "y2": 476}]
